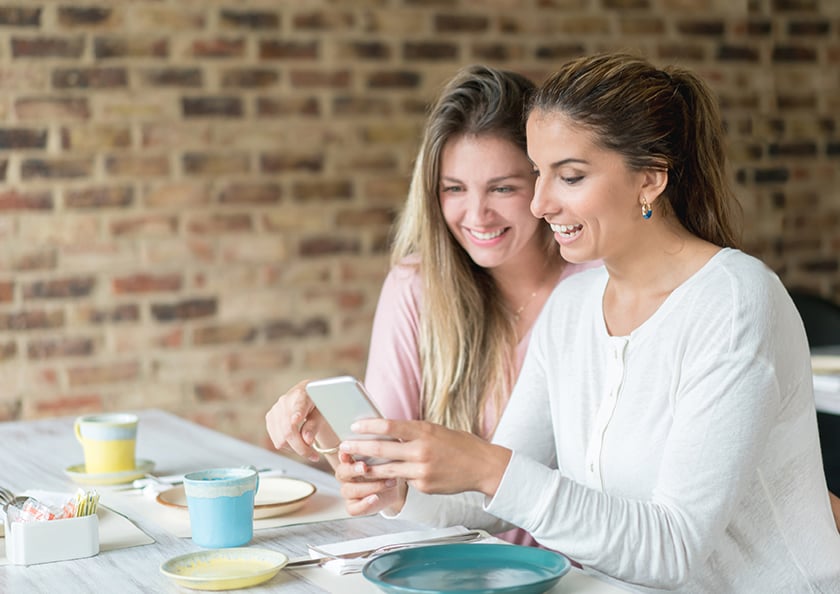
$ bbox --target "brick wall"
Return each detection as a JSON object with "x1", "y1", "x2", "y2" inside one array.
[{"x1": 0, "y1": 0, "x2": 837, "y2": 448}]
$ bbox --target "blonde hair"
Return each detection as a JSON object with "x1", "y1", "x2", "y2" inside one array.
[{"x1": 391, "y1": 65, "x2": 560, "y2": 434}]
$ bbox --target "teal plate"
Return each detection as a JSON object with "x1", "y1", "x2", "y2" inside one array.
[{"x1": 362, "y1": 543, "x2": 571, "y2": 594}]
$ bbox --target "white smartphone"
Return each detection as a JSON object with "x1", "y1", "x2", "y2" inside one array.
[{"x1": 305, "y1": 375, "x2": 393, "y2": 465}]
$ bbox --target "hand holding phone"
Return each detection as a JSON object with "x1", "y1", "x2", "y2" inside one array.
[{"x1": 305, "y1": 376, "x2": 394, "y2": 465}]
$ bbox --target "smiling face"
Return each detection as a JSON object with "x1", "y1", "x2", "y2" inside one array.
[
  {"x1": 439, "y1": 133, "x2": 542, "y2": 273},
  {"x1": 526, "y1": 110, "x2": 652, "y2": 265}
]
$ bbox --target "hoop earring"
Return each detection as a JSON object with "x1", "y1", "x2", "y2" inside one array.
[{"x1": 641, "y1": 198, "x2": 652, "y2": 220}]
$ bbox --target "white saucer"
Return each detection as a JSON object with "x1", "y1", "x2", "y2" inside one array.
[
  {"x1": 156, "y1": 476, "x2": 316, "y2": 519},
  {"x1": 64, "y1": 459, "x2": 155, "y2": 486}
]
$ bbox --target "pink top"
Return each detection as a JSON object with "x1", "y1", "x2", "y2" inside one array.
[{"x1": 363, "y1": 256, "x2": 598, "y2": 546}]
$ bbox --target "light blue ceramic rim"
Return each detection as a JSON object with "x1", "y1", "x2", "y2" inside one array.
[
  {"x1": 183, "y1": 467, "x2": 258, "y2": 499},
  {"x1": 361, "y1": 543, "x2": 572, "y2": 594},
  {"x1": 75, "y1": 413, "x2": 138, "y2": 440}
]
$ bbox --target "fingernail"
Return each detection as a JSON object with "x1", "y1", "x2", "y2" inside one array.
[
  {"x1": 291, "y1": 412, "x2": 302, "y2": 423},
  {"x1": 350, "y1": 422, "x2": 360, "y2": 432},
  {"x1": 354, "y1": 462, "x2": 366, "y2": 474},
  {"x1": 365, "y1": 494, "x2": 380, "y2": 505},
  {"x1": 385, "y1": 479, "x2": 396, "y2": 488},
  {"x1": 302, "y1": 431, "x2": 312, "y2": 444},
  {"x1": 339, "y1": 442, "x2": 350, "y2": 451},
  {"x1": 309, "y1": 454, "x2": 320, "y2": 462}
]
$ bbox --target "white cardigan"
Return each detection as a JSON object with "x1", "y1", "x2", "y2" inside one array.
[{"x1": 391, "y1": 249, "x2": 840, "y2": 593}]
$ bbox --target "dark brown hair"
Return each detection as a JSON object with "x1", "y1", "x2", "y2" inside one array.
[{"x1": 529, "y1": 52, "x2": 742, "y2": 248}]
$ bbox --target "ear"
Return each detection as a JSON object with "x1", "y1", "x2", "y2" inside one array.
[{"x1": 639, "y1": 168, "x2": 668, "y2": 207}]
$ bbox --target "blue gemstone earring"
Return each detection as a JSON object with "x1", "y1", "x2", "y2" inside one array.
[{"x1": 641, "y1": 198, "x2": 652, "y2": 220}]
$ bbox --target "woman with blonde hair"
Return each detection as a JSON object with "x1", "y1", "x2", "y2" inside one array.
[{"x1": 265, "y1": 64, "x2": 594, "y2": 544}]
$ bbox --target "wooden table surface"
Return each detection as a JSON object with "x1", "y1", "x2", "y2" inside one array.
[{"x1": 0, "y1": 408, "x2": 628, "y2": 593}]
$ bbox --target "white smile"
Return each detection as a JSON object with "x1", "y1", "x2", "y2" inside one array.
[
  {"x1": 550, "y1": 223, "x2": 582, "y2": 238},
  {"x1": 468, "y1": 228, "x2": 506, "y2": 241}
]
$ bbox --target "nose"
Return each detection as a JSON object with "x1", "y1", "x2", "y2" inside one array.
[
  {"x1": 530, "y1": 175, "x2": 551, "y2": 219},
  {"x1": 464, "y1": 191, "x2": 491, "y2": 221}
]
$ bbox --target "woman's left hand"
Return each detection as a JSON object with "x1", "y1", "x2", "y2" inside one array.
[{"x1": 335, "y1": 418, "x2": 511, "y2": 499}]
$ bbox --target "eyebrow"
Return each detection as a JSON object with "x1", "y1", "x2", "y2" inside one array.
[
  {"x1": 548, "y1": 158, "x2": 588, "y2": 169},
  {"x1": 440, "y1": 173, "x2": 530, "y2": 184}
]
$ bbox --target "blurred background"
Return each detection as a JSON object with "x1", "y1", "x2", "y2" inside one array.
[{"x1": 0, "y1": 0, "x2": 837, "y2": 451}]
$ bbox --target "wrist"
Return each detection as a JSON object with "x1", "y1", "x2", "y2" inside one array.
[{"x1": 479, "y1": 444, "x2": 511, "y2": 497}]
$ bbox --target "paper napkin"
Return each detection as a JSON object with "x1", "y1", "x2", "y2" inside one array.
[{"x1": 308, "y1": 525, "x2": 491, "y2": 575}]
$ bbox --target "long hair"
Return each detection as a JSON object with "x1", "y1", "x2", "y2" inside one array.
[
  {"x1": 391, "y1": 65, "x2": 559, "y2": 434},
  {"x1": 528, "y1": 52, "x2": 742, "y2": 248}
]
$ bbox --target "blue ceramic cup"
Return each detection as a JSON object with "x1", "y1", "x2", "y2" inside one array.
[{"x1": 183, "y1": 466, "x2": 259, "y2": 548}]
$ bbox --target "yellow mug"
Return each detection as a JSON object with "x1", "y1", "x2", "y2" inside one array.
[{"x1": 73, "y1": 413, "x2": 138, "y2": 474}]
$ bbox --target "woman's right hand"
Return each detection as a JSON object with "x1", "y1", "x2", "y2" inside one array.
[{"x1": 265, "y1": 379, "x2": 324, "y2": 462}]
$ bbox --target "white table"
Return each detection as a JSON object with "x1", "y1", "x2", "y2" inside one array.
[{"x1": 0, "y1": 409, "x2": 627, "y2": 593}]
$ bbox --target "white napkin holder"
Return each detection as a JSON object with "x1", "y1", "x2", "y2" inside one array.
[{"x1": 5, "y1": 513, "x2": 99, "y2": 566}]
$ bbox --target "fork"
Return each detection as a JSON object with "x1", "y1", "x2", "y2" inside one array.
[
  {"x1": 0, "y1": 485, "x2": 15, "y2": 508},
  {"x1": 288, "y1": 529, "x2": 486, "y2": 567}
]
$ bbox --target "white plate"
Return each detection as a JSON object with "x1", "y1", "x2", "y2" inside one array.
[
  {"x1": 64, "y1": 459, "x2": 155, "y2": 486},
  {"x1": 160, "y1": 548, "x2": 288, "y2": 591},
  {"x1": 156, "y1": 476, "x2": 316, "y2": 519}
]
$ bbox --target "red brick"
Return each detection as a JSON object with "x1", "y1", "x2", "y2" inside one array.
[
  {"x1": 12, "y1": 36, "x2": 85, "y2": 58},
  {"x1": 24, "y1": 277, "x2": 96, "y2": 300},
  {"x1": 298, "y1": 236, "x2": 361, "y2": 256},
  {"x1": 261, "y1": 152, "x2": 323, "y2": 173},
  {"x1": 182, "y1": 96, "x2": 243, "y2": 118},
  {"x1": 65, "y1": 186, "x2": 133, "y2": 209},
  {"x1": 113, "y1": 274, "x2": 183, "y2": 294},
  {"x1": 218, "y1": 183, "x2": 282, "y2": 205},
  {"x1": 10, "y1": 249, "x2": 57, "y2": 272},
  {"x1": 21, "y1": 158, "x2": 93, "y2": 180},
  {"x1": 0, "y1": 7, "x2": 41, "y2": 26},
  {"x1": 139, "y1": 68, "x2": 202, "y2": 88},
  {"x1": 33, "y1": 394, "x2": 103, "y2": 417},
  {"x1": 220, "y1": 68, "x2": 279, "y2": 88},
  {"x1": 259, "y1": 40, "x2": 319, "y2": 60},
  {"x1": 53, "y1": 67, "x2": 128, "y2": 89},
  {"x1": 403, "y1": 42, "x2": 458, "y2": 60},
  {"x1": 193, "y1": 323, "x2": 257, "y2": 346},
  {"x1": 61, "y1": 125, "x2": 131, "y2": 150},
  {"x1": 110, "y1": 215, "x2": 178, "y2": 237},
  {"x1": 0, "y1": 310, "x2": 64, "y2": 331},
  {"x1": 28, "y1": 337, "x2": 96, "y2": 359},
  {"x1": 291, "y1": 180, "x2": 353, "y2": 201},
  {"x1": 434, "y1": 14, "x2": 489, "y2": 32},
  {"x1": 15, "y1": 97, "x2": 90, "y2": 120},
  {"x1": 0, "y1": 281, "x2": 13, "y2": 303},
  {"x1": 220, "y1": 10, "x2": 280, "y2": 30},
  {"x1": 186, "y1": 213, "x2": 253, "y2": 234},
  {"x1": 265, "y1": 318, "x2": 329, "y2": 340},
  {"x1": 94, "y1": 37, "x2": 168, "y2": 59},
  {"x1": 0, "y1": 128, "x2": 47, "y2": 149},
  {"x1": 289, "y1": 69, "x2": 351, "y2": 88},
  {"x1": 0, "y1": 190, "x2": 53, "y2": 211},
  {"x1": 256, "y1": 97, "x2": 320, "y2": 117},
  {"x1": 150, "y1": 298, "x2": 217, "y2": 322},
  {"x1": 105, "y1": 155, "x2": 170, "y2": 177},
  {"x1": 67, "y1": 361, "x2": 140, "y2": 387},
  {"x1": 58, "y1": 7, "x2": 117, "y2": 27},
  {"x1": 191, "y1": 38, "x2": 246, "y2": 59},
  {"x1": 292, "y1": 11, "x2": 355, "y2": 30},
  {"x1": 183, "y1": 153, "x2": 250, "y2": 175}
]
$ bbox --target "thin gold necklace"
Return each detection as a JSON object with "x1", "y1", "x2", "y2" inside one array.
[{"x1": 513, "y1": 290, "x2": 539, "y2": 321}]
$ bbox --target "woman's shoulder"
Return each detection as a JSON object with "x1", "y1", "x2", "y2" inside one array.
[{"x1": 382, "y1": 254, "x2": 423, "y2": 299}]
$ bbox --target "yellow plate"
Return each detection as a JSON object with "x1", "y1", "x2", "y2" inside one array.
[
  {"x1": 156, "y1": 476, "x2": 316, "y2": 519},
  {"x1": 64, "y1": 459, "x2": 155, "y2": 486},
  {"x1": 160, "y1": 548, "x2": 288, "y2": 591}
]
